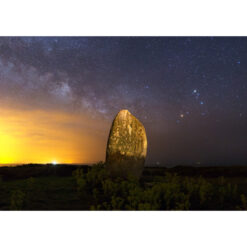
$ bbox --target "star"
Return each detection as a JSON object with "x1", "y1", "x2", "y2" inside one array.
[{"x1": 0, "y1": 37, "x2": 247, "y2": 165}]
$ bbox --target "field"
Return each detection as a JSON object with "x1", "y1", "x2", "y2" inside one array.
[{"x1": 1, "y1": 163, "x2": 247, "y2": 210}]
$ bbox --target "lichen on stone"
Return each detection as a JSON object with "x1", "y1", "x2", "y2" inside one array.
[{"x1": 106, "y1": 109, "x2": 147, "y2": 178}]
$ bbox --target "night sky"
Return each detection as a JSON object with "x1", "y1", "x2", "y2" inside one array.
[{"x1": 0, "y1": 37, "x2": 246, "y2": 165}]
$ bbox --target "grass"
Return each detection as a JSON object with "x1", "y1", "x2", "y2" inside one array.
[
  {"x1": 0, "y1": 176, "x2": 92, "y2": 210},
  {"x1": 1, "y1": 163, "x2": 247, "y2": 210}
]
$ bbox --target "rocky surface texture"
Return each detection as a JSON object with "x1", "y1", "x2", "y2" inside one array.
[{"x1": 106, "y1": 109, "x2": 147, "y2": 178}]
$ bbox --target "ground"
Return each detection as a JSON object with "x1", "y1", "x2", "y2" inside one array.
[{"x1": 0, "y1": 164, "x2": 247, "y2": 210}]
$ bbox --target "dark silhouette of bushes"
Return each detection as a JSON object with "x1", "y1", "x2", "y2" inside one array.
[
  {"x1": 0, "y1": 163, "x2": 247, "y2": 210},
  {"x1": 71, "y1": 163, "x2": 245, "y2": 210},
  {"x1": 9, "y1": 190, "x2": 25, "y2": 210}
]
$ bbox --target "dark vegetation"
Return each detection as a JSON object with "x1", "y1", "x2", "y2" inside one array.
[{"x1": 1, "y1": 163, "x2": 247, "y2": 210}]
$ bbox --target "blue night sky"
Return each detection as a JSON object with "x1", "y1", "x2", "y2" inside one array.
[{"x1": 0, "y1": 37, "x2": 246, "y2": 165}]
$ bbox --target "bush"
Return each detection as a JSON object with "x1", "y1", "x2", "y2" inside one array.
[
  {"x1": 72, "y1": 168, "x2": 86, "y2": 197},
  {"x1": 10, "y1": 190, "x2": 25, "y2": 210},
  {"x1": 86, "y1": 162, "x2": 108, "y2": 188},
  {"x1": 73, "y1": 163, "x2": 243, "y2": 210}
]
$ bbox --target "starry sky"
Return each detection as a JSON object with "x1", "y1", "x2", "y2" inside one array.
[{"x1": 0, "y1": 37, "x2": 246, "y2": 165}]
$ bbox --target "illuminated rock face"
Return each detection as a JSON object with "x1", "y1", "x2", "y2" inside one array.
[{"x1": 106, "y1": 109, "x2": 147, "y2": 178}]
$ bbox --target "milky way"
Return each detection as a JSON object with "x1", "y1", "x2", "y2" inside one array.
[{"x1": 0, "y1": 37, "x2": 247, "y2": 165}]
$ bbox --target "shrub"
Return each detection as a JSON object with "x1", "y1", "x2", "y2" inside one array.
[
  {"x1": 86, "y1": 162, "x2": 108, "y2": 188},
  {"x1": 237, "y1": 194, "x2": 247, "y2": 210},
  {"x1": 72, "y1": 168, "x2": 86, "y2": 197},
  {"x1": 10, "y1": 190, "x2": 25, "y2": 210},
  {"x1": 111, "y1": 196, "x2": 124, "y2": 210},
  {"x1": 82, "y1": 164, "x2": 241, "y2": 210}
]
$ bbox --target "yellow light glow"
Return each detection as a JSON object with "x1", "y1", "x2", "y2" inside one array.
[{"x1": 0, "y1": 107, "x2": 108, "y2": 165}]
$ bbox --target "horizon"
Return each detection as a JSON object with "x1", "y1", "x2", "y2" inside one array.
[{"x1": 1, "y1": 160, "x2": 247, "y2": 167}]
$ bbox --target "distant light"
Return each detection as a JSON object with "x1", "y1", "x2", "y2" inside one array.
[
  {"x1": 200, "y1": 101, "x2": 204, "y2": 105},
  {"x1": 52, "y1": 160, "x2": 57, "y2": 165},
  {"x1": 180, "y1": 114, "x2": 184, "y2": 118},
  {"x1": 193, "y1": 89, "x2": 197, "y2": 93}
]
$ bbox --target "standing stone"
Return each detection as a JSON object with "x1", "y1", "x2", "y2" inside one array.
[{"x1": 106, "y1": 109, "x2": 147, "y2": 178}]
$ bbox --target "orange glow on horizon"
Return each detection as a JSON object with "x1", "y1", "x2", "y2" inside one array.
[{"x1": 0, "y1": 107, "x2": 108, "y2": 165}]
